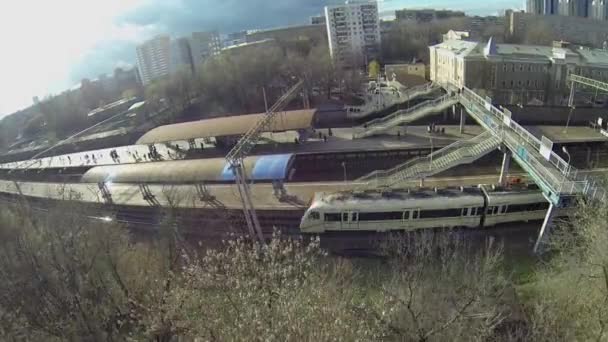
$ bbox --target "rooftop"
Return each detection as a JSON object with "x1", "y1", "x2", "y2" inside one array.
[{"x1": 136, "y1": 109, "x2": 317, "y2": 144}]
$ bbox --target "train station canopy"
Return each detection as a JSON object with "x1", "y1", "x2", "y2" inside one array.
[
  {"x1": 136, "y1": 109, "x2": 317, "y2": 144},
  {"x1": 82, "y1": 153, "x2": 295, "y2": 184}
]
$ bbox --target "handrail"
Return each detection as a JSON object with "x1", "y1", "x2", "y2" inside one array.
[
  {"x1": 458, "y1": 85, "x2": 606, "y2": 202},
  {"x1": 357, "y1": 131, "x2": 499, "y2": 188},
  {"x1": 354, "y1": 94, "x2": 458, "y2": 138},
  {"x1": 346, "y1": 82, "x2": 439, "y2": 116}
]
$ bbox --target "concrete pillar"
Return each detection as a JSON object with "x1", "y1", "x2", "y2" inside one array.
[
  {"x1": 533, "y1": 202, "x2": 557, "y2": 253},
  {"x1": 498, "y1": 150, "x2": 511, "y2": 186},
  {"x1": 459, "y1": 107, "x2": 465, "y2": 134},
  {"x1": 419, "y1": 178, "x2": 425, "y2": 187}
]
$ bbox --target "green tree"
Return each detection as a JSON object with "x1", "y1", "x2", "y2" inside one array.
[{"x1": 368, "y1": 60, "x2": 380, "y2": 79}]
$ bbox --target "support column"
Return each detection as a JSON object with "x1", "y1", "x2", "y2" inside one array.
[
  {"x1": 498, "y1": 150, "x2": 511, "y2": 186},
  {"x1": 533, "y1": 202, "x2": 557, "y2": 253},
  {"x1": 419, "y1": 178, "x2": 424, "y2": 187},
  {"x1": 459, "y1": 107, "x2": 465, "y2": 134}
]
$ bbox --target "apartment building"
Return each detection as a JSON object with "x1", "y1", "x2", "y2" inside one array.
[
  {"x1": 429, "y1": 36, "x2": 608, "y2": 105},
  {"x1": 136, "y1": 35, "x2": 171, "y2": 85},
  {"x1": 324, "y1": 1, "x2": 381, "y2": 67},
  {"x1": 189, "y1": 31, "x2": 222, "y2": 71}
]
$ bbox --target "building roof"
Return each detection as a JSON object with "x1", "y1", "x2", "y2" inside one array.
[
  {"x1": 577, "y1": 48, "x2": 608, "y2": 67},
  {"x1": 431, "y1": 39, "x2": 482, "y2": 58},
  {"x1": 136, "y1": 109, "x2": 317, "y2": 144},
  {"x1": 81, "y1": 153, "x2": 295, "y2": 183},
  {"x1": 436, "y1": 37, "x2": 608, "y2": 66}
]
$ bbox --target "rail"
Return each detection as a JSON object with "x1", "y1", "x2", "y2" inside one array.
[
  {"x1": 354, "y1": 94, "x2": 458, "y2": 138},
  {"x1": 357, "y1": 131, "x2": 500, "y2": 188},
  {"x1": 459, "y1": 86, "x2": 606, "y2": 203},
  {"x1": 346, "y1": 82, "x2": 440, "y2": 119}
]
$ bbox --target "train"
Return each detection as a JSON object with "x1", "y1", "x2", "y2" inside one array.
[{"x1": 299, "y1": 184, "x2": 566, "y2": 233}]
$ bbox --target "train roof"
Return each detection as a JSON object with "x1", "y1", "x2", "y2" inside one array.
[
  {"x1": 480, "y1": 184, "x2": 546, "y2": 205},
  {"x1": 310, "y1": 187, "x2": 484, "y2": 212},
  {"x1": 82, "y1": 153, "x2": 295, "y2": 184},
  {"x1": 136, "y1": 109, "x2": 317, "y2": 144}
]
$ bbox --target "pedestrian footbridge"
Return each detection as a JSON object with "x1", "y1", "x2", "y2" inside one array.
[
  {"x1": 355, "y1": 82, "x2": 606, "y2": 252},
  {"x1": 353, "y1": 94, "x2": 458, "y2": 138}
]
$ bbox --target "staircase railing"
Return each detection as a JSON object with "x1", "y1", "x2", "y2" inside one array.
[
  {"x1": 357, "y1": 131, "x2": 500, "y2": 189},
  {"x1": 353, "y1": 94, "x2": 458, "y2": 138}
]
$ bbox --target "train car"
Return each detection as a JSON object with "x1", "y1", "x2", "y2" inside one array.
[
  {"x1": 300, "y1": 187, "x2": 485, "y2": 233},
  {"x1": 480, "y1": 184, "x2": 550, "y2": 227}
]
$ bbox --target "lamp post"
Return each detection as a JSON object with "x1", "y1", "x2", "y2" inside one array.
[
  {"x1": 564, "y1": 105, "x2": 575, "y2": 133},
  {"x1": 560, "y1": 146, "x2": 571, "y2": 193}
]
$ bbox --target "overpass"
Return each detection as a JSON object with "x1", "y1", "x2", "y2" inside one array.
[{"x1": 356, "y1": 82, "x2": 606, "y2": 252}]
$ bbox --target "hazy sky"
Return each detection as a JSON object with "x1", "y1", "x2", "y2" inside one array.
[{"x1": 0, "y1": 0, "x2": 521, "y2": 118}]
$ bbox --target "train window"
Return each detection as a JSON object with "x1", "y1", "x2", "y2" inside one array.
[
  {"x1": 493, "y1": 207, "x2": 499, "y2": 215},
  {"x1": 486, "y1": 206, "x2": 494, "y2": 215},
  {"x1": 499, "y1": 206, "x2": 507, "y2": 214},
  {"x1": 351, "y1": 212, "x2": 358, "y2": 222},
  {"x1": 403, "y1": 211, "x2": 411, "y2": 220},
  {"x1": 342, "y1": 213, "x2": 349, "y2": 222},
  {"x1": 359, "y1": 211, "x2": 403, "y2": 221},
  {"x1": 309, "y1": 211, "x2": 320, "y2": 220},
  {"x1": 324, "y1": 213, "x2": 341, "y2": 222},
  {"x1": 419, "y1": 208, "x2": 462, "y2": 219},
  {"x1": 413, "y1": 210, "x2": 420, "y2": 219},
  {"x1": 477, "y1": 207, "x2": 484, "y2": 215}
]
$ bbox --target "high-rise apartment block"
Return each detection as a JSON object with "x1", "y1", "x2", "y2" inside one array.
[
  {"x1": 324, "y1": 1, "x2": 381, "y2": 67},
  {"x1": 136, "y1": 35, "x2": 171, "y2": 85},
  {"x1": 526, "y1": 0, "x2": 608, "y2": 18},
  {"x1": 189, "y1": 31, "x2": 222, "y2": 71}
]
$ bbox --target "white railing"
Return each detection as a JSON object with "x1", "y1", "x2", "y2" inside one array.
[
  {"x1": 458, "y1": 86, "x2": 606, "y2": 202},
  {"x1": 346, "y1": 82, "x2": 440, "y2": 119},
  {"x1": 357, "y1": 131, "x2": 500, "y2": 189},
  {"x1": 354, "y1": 94, "x2": 458, "y2": 138}
]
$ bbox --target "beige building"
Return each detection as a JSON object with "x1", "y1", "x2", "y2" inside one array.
[
  {"x1": 385, "y1": 63, "x2": 427, "y2": 86},
  {"x1": 429, "y1": 35, "x2": 608, "y2": 105}
]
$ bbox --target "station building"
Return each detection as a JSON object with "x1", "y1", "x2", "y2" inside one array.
[{"x1": 429, "y1": 35, "x2": 608, "y2": 106}]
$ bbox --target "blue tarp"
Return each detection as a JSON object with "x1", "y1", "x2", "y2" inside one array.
[{"x1": 220, "y1": 154, "x2": 294, "y2": 181}]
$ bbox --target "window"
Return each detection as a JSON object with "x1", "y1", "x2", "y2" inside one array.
[
  {"x1": 358, "y1": 211, "x2": 403, "y2": 221},
  {"x1": 309, "y1": 211, "x2": 320, "y2": 220},
  {"x1": 324, "y1": 213, "x2": 341, "y2": 222},
  {"x1": 404, "y1": 211, "x2": 411, "y2": 220},
  {"x1": 413, "y1": 210, "x2": 420, "y2": 219},
  {"x1": 419, "y1": 208, "x2": 462, "y2": 219},
  {"x1": 507, "y1": 202, "x2": 550, "y2": 213},
  {"x1": 342, "y1": 212, "x2": 349, "y2": 222}
]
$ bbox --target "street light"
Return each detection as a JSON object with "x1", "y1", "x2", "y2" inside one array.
[
  {"x1": 560, "y1": 146, "x2": 571, "y2": 193},
  {"x1": 564, "y1": 105, "x2": 575, "y2": 133}
]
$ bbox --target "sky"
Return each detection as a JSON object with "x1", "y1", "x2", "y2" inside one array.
[{"x1": 0, "y1": 0, "x2": 522, "y2": 118}]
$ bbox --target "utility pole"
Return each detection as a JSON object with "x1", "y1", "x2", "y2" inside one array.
[{"x1": 225, "y1": 80, "x2": 304, "y2": 243}]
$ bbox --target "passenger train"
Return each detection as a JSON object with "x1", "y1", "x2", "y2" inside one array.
[{"x1": 299, "y1": 184, "x2": 566, "y2": 233}]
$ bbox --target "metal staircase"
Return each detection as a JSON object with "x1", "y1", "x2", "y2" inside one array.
[
  {"x1": 457, "y1": 86, "x2": 606, "y2": 205},
  {"x1": 353, "y1": 94, "x2": 459, "y2": 138},
  {"x1": 357, "y1": 131, "x2": 501, "y2": 189},
  {"x1": 346, "y1": 82, "x2": 441, "y2": 119}
]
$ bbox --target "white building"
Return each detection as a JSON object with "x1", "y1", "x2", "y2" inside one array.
[
  {"x1": 429, "y1": 35, "x2": 608, "y2": 105},
  {"x1": 189, "y1": 31, "x2": 222, "y2": 71},
  {"x1": 136, "y1": 35, "x2": 171, "y2": 85},
  {"x1": 324, "y1": 0, "x2": 381, "y2": 67}
]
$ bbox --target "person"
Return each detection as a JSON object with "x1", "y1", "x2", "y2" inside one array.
[
  {"x1": 323, "y1": 135, "x2": 327, "y2": 142},
  {"x1": 200, "y1": 142, "x2": 205, "y2": 152},
  {"x1": 67, "y1": 156, "x2": 71, "y2": 165},
  {"x1": 397, "y1": 131, "x2": 401, "y2": 139}
]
